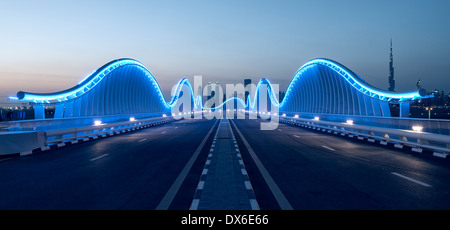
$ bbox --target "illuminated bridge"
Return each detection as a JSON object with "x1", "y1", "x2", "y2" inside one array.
[{"x1": 1, "y1": 58, "x2": 450, "y2": 210}]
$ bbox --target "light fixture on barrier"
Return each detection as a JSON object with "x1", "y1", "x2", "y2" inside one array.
[
  {"x1": 282, "y1": 114, "x2": 286, "y2": 117},
  {"x1": 346, "y1": 120, "x2": 354, "y2": 125},
  {"x1": 412, "y1": 126, "x2": 423, "y2": 132},
  {"x1": 94, "y1": 120, "x2": 102, "y2": 126},
  {"x1": 163, "y1": 114, "x2": 167, "y2": 117},
  {"x1": 129, "y1": 117, "x2": 136, "y2": 122},
  {"x1": 294, "y1": 115, "x2": 299, "y2": 118},
  {"x1": 314, "y1": 116, "x2": 320, "y2": 121}
]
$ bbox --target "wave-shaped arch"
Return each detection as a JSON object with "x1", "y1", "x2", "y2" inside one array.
[
  {"x1": 277, "y1": 58, "x2": 426, "y2": 116},
  {"x1": 12, "y1": 58, "x2": 197, "y2": 118},
  {"x1": 11, "y1": 58, "x2": 426, "y2": 119}
]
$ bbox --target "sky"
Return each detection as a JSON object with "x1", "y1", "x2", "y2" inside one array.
[{"x1": 0, "y1": 0, "x2": 449, "y2": 105}]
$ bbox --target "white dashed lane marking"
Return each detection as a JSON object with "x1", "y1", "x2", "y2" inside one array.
[
  {"x1": 391, "y1": 172, "x2": 432, "y2": 187},
  {"x1": 90, "y1": 154, "x2": 109, "y2": 161}
]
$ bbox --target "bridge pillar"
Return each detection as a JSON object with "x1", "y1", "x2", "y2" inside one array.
[
  {"x1": 34, "y1": 105, "x2": 45, "y2": 120},
  {"x1": 400, "y1": 102, "x2": 410, "y2": 118},
  {"x1": 54, "y1": 104, "x2": 64, "y2": 119},
  {"x1": 372, "y1": 99, "x2": 382, "y2": 116},
  {"x1": 64, "y1": 101, "x2": 73, "y2": 117},
  {"x1": 380, "y1": 101, "x2": 391, "y2": 117}
]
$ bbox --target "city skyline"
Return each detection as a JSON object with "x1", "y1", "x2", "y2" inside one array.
[{"x1": 1, "y1": 0, "x2": 450, "y2": 105}]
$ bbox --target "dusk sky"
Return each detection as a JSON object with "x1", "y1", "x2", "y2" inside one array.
[{"x1": 0, "y1": 0, "x2": 449, "y2": 104}]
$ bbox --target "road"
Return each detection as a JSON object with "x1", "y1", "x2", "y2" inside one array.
[
  {"x1": 0, "y1": 118, "x2": 217, "y2": 210},
  {"x1": 231, "y1": 118, "x2": 450, "y2": 210},
  {"x1": 1, "y1": 116, "x2": 450, "y2": 210}
]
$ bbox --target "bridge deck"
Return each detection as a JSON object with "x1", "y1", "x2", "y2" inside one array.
[{"x1": 190, "y1": 119, "x2": 259, "y2": 210}]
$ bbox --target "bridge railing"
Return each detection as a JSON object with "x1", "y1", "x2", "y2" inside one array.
[
  {"x1": 45, "y1": 116, "x2": 174, "y2": 146},
  {"x1": 279, "y1": 115, "x2": 450, "y2": 158},
  {"x1": 0, "y1": 115, "x2": 174, "y2": 156}
]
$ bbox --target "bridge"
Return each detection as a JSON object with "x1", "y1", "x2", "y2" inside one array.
[{"x1": 1, "y1": 58, "x2": 450, "y2": 210}]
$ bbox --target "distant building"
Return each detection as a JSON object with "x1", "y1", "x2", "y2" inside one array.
[
  {"x1": 416, "y1": 79, "x2": 422, "y2": 89},
  {"x1": 388, "y1": 39, "x2": 395, "y2": 91},
  {"x1": 279, "y1": 91, "x2": 285, "y2": 102},
  {"x1": 244, "y1": 79, "x2": 251, "y2": 104}
]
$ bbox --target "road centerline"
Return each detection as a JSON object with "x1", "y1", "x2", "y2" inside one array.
[
  {"x1": 156, "y1": 119, "x2": 218, "y2": 210},
  {"x1": 230, "y1": 119, "x2": 293, "y2": 210}
]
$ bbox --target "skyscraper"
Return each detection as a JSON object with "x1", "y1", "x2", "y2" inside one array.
[
  {"x1": 388, "y1": 39, "x2": 395, "y2": 91},
  {"x1": 244, "y1": 79, "x2": 251, "y2": 104},
  {"x1": 416, "y1": 79, "x2": 422, "y2": 89}
]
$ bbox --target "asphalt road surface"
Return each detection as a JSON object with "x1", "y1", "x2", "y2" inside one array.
[{"x1": 1, "y1": 116, "x2": 450, "y2": 210}]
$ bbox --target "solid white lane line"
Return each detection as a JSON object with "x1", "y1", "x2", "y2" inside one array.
[
  {"x1": 161, "y1": 131, "x2": 167, "y2": 134},
  {"x1": 90, "y1": 154, "x2": 109, "y2": 161},
  {"x1": 277, "y1": 129, "x2": 282, "y2": 132},
  {"x1": 293, "y1": 135, "x2": 300, "y2": 138},
  {"x1": 322, "y1": 145, "x2": 335, "y2": 151},
  {"x1": 391, "y1": 172, "x2": 432, "y2": 187},
  {"x1": 138, "y1": 138, "x2": 147, "y2": 142}
]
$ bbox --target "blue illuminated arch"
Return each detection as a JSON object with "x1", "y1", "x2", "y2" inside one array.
[
  {"x1": 12, "y1": 58, "x2": 197, "y2": 118},
  {"x1": 10, "y1": 58, "x2": 427, "y2": 119},
  {"x1": 277, "y1": 58, "x2": 426, "y2": 117}
]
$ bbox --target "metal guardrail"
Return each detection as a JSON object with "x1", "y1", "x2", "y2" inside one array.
[
  {"x1": 0, "y1": 116, "x2": 175, "y2": 156},
  {"x1": 44, "y1": 116, "x2": 174, "y2": 146},
  {"x1": 278, "y1": 115, "x2": 450, "y2": 158}
]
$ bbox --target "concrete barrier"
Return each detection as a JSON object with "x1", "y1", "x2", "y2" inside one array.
[{"x1": 0, "y1": 131, "x2": 45, "y2": 156}]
